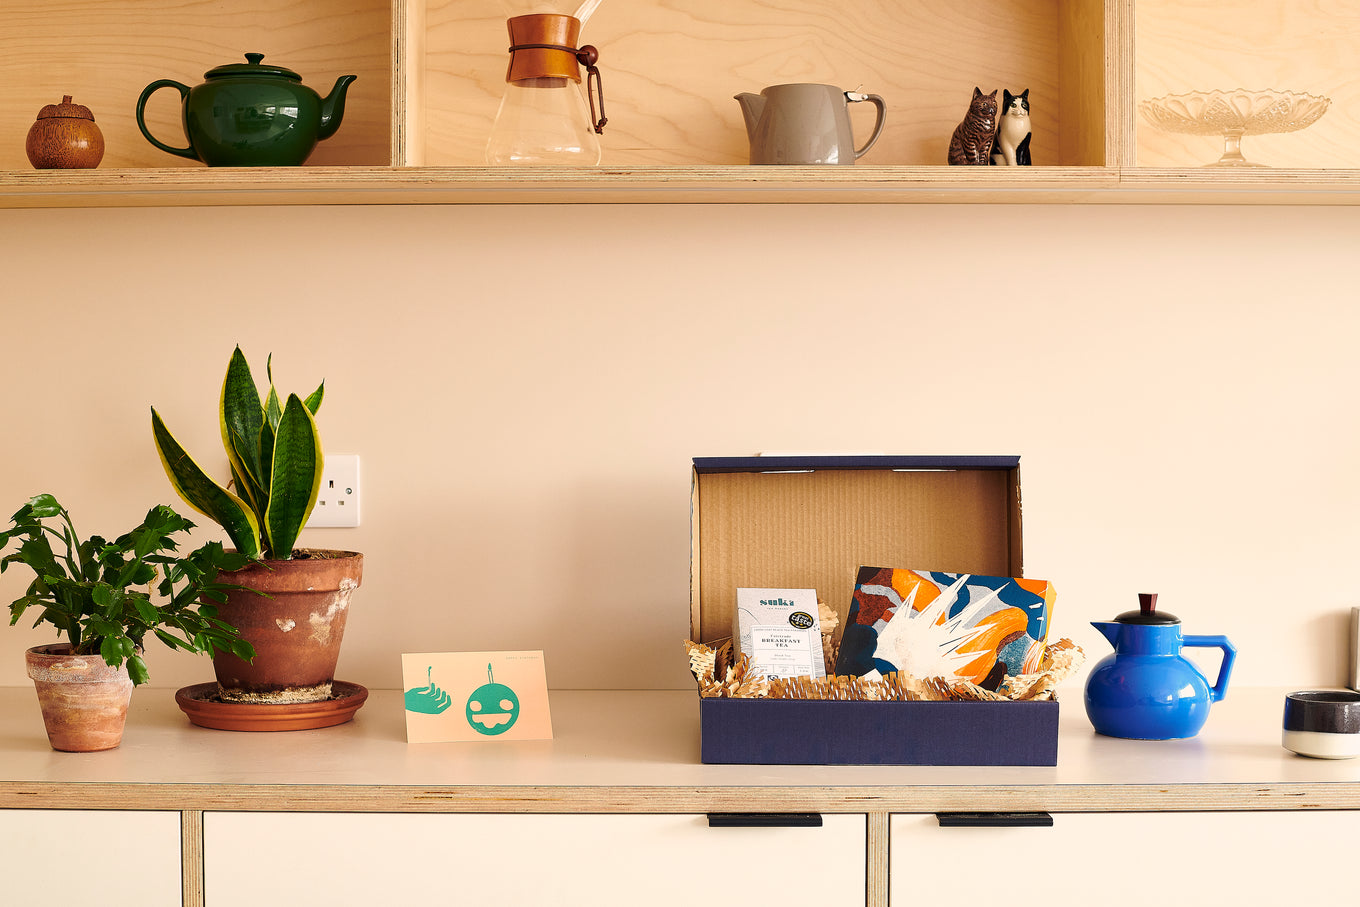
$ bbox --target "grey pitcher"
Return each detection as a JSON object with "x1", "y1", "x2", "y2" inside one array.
[{"x1": 735, "y1": 83, "x2": 887, "y2": 165}]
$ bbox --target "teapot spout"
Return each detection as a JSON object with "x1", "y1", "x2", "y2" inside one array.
[
  {"x1": 1091, "y1": 621, "x2": 1121, "y2": 648},
  {"x1": 318, "y1": 74, "x2": 358, "y2": 141},
  {"x1": 734, "y1": 92, "x2": 765, "y2": 139}
]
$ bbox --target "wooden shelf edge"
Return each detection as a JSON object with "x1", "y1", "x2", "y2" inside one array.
[{"x1": 2, "y1": 166, "x2": 1360, "y2": 207}]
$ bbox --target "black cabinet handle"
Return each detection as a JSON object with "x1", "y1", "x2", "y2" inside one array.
[
  {"x1": 707, "y1": 813, "x2": 823, "y2": 827},
  {"x1": 936, "y1": 812, "x2": 1053, "y2": 827}
]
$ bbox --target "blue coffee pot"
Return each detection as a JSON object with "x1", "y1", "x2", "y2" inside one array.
[{"x1": 1084, "y1": 593, "x2": 1237, "y2": 740}]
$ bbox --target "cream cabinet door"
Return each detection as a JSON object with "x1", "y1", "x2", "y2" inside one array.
[
  {"x1": 0, "y1": 809, "x2": 182, "y2": 905},
  {"x1": 891, "y1": 811, "x2": 1360, "y2": 903},
  {"x1": 205, "y1": 812, "x2": 865, "y2": 906}
]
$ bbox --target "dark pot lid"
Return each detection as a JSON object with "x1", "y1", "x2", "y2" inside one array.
[
  {"x1": 36, "y1": 95, "x2": 95, "y2": 120},
  {"x1": 1284, "y1": 690, "x2": 1360, "y2": 734},
  {"x1": 205, "y1": 53, "x2": 301, "y2": 82},
  {"x1": 1113, "y1": 592, "x2": 1180, "y2": 625}
]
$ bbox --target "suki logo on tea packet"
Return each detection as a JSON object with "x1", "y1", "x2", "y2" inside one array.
[
  {"x1": 734, "y1": 587, "x2": 825, "y2": 680},
  {"x1": 834, "y1": 567, "x2": 1055, "y2": 689}
]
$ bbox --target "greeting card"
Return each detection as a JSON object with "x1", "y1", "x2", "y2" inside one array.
[{"x1": 402, "y1": 650, "x2": 553, "y2": 743}]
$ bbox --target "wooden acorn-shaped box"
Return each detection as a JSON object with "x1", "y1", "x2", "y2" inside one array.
[{"x1": 26, "y1": 95, "x2": 105, "y2": 169}]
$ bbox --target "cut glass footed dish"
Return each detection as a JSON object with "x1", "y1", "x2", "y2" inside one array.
[{"x1": 1139, "y1": 89, "x2": 1331, "y2": 167}]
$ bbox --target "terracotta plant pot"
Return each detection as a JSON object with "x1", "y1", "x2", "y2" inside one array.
[
  {"x1": 211, "y1": 549, "x2": 363, "y2": 704},
  {"x1": 25, "y1": 644, "x2": 133, "y2": 752}
]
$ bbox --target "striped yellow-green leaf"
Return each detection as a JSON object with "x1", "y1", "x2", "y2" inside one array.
[
  {"x1": 261, "y1": 385, "x2": 282, "y2": 493},
  {"x1": 220, "y1": 346, "x2": 266, "y2": 513},
  {"x1": 151, "y1": 407, "x2": 262, "y2": 560},
  {"x1": 304, "y1": 380, "x2": 324, "y2": 415},
  {"x1": 270, "y1": 352, "x2": 324, "y2": 417},
  {"x1": 262, "y1": 394, "x2": 323, "y2": 558}
]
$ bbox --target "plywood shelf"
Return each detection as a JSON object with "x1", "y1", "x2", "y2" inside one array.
[
  {"x1": 7, "y1": 165, "x2": 1360, "y2": 207},
  {"x1": 3, "y1": 1, "x2": 1359, "y2": 206}
]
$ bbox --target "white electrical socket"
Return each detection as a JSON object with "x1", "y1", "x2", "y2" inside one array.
[{"x1": 308, "y1": 454, "x2": 360, "y2": 528}]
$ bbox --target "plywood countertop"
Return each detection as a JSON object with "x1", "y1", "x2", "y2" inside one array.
[{"x1": 0, "y1": 686, "x2": 1356, "y2": 814}]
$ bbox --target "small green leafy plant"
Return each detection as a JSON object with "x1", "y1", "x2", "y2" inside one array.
[
  {"x1": 151, "y1": 346, "x2": 324, "y2": 560},
  {"x1": 0, "y1": 494, "x2": 256, "y2": 685}
]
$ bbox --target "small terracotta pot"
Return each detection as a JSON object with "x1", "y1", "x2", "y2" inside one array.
[
  {"x1": 211, "y1": 549, "x2": 363, "y2": 704},
  {"x1": 25, "y1": 644, "x2": 133, "y2": 752}
]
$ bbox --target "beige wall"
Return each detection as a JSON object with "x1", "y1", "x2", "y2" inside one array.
[{"x1": 0, "y1": 202, "x2": 1356, "y2": 694}]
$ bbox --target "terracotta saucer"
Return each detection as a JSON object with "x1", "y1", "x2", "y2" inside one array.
[{"x1": 174, "y1": 681, "x2": 369, "y2": 732}]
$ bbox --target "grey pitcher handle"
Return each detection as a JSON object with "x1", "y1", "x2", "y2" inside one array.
[
  {"x1": 136, "y1": 80, "x2": 197, "y2": 160},
  {"x1": 848, "y1": 92, "x2": 887, "y2": 160}
]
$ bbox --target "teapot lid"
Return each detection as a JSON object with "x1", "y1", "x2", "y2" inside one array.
[
  {"x1": 36, "y1": 95, "x2": 95, "y2": 121},
  {"x1": 205, "y1": 53, "x2": 301, "y2": 82},
  {"x1": 1113, "y1": 592, "x2": 1180, "y2": 625}
]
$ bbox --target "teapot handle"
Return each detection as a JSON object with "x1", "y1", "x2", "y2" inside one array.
[
  {"x1": 1183, "y1": 635, "x2": 1237, "y2": 702},
  {"x1": 847, "y1": 92, "x2": 887, "y2": 161},
  {"x1": 136, "y1": 80, "x2": 198, "y2": 160}
]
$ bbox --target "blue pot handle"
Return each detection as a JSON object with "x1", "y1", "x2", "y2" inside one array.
[{"x1": 1183, "y1": 635, "x2": 1237, "y2": 702}]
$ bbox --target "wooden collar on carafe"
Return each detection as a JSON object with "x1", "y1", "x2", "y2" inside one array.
[
  {"x1": 505, "y1": 13, "x2": 607, "y2": 133},
  {"x1": 505, "y1": 15, "x2": 584, "y2": 82}
]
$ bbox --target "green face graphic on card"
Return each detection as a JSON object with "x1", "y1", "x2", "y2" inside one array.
[{"x1": 466, "y1": 664, "x2": 520, "y2": 735}]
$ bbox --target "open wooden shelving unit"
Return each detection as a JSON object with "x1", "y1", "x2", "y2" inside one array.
[{"x1": 1, "y1": 0, "x2": 1357, "y2": 207}]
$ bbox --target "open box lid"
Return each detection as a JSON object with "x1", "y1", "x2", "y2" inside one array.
[{"x1": 690, "y1": 456, "x2": 1023, "y2": 644}]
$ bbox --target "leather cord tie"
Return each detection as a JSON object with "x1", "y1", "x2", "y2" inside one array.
[{"x1": 507, "y1": 42, "x2": 607, "y2": 134}]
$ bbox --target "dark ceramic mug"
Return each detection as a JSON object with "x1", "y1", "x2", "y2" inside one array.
[{"x1": 1282, "y1": 690, "x2": 1360, "y2": 759}]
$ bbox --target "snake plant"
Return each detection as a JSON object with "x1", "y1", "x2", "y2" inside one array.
[{"x1": 151, "y1": 347, "x2": 324, "y2": 560}]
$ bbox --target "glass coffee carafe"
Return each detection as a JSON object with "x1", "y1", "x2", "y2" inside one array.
[{"x1": 486, "y1": 0, "x2": 606, "y2": 165}]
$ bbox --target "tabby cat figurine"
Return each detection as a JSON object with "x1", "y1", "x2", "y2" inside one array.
[
  {"x1": 947, "y1": 87, "x2": 997, "y2": 165},
  {"x1": 991, "y1": 89, "x2": 1032, "y2": 165}
]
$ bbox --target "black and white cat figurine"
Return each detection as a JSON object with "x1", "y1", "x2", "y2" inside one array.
[{"x1": 990, "y1": 89, "x2": 1031, "y2": 166}]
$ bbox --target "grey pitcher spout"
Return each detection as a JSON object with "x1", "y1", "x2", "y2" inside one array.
[
  {"x1": 1092, "y1": 621, "x2": 1121, "y2": 648},
  {"x1": 734, "y1": 92, "x2": 765, "y2": 140},
  {"x1": 319, "y1": 75, "x2": 358, "y2": 141}
]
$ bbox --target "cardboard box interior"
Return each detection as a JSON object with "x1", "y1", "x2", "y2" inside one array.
[{"x1": 690, "y1": 462, "x2": 1023, "y2": 647}]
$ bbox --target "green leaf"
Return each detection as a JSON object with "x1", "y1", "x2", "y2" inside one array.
[
  {"x1": 99, "y1": 634, "x2": 125, "y2": 668},
  {"x1": 34, "y1": 608, "x2": 74, "y2": 639},
  {"x1": 154, "y1": 628, "x2": 193, "y2": 651},
  {"x1": 220, "y1": 346, "x2": 267, "y2": 498},
  {"x1": 133, "y1": 596, "x2": 160, "y2": 626},
  {"x1": 123, "y1": 505, "x2": 189, "y2": 559},
  {"x1": 127, "y1": 654, "x2": 150, "y2": 687},
  {"x1": 229, "y1": 461, "x2": 263, "y2": 523},
  {"x1": 151, "y1": 407, "x2": 262, "y2": 559},
  {"x1": 304, "y1": 380, "x2": 324, "y2": 416},
  {"x1": 261, "y1": 389, "x2": 280, "y2": 494},
  {"x1": 207, "y1": 545, "x2": 252, "y2": 573},
  {"x1": 17, "y1": 535, "x2": 65, "y2": 583},
  {"x1": 265, "y1": 386, "x2": 283, "y2": 433},
  {"x1": 89, "y1": 617, "x2": 122, "y2": 638},
  {"x1": 262, "y1": 394, "x2": 322, "y2": 558},
  {"x1": 9, "y1": 594, "x2": 44, "y2": 625},
  {"x1": 25, "y1": 494, "x2": 63, "y2": 519}
]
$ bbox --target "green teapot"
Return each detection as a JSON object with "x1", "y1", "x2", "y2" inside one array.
[{"x1": 136, "y1": 53, "x2": 356, "y2": 166}]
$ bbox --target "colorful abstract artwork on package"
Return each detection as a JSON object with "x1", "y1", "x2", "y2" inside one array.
[{"x1": 834, "y1": 567, "x2": 1055, "y2": 689}]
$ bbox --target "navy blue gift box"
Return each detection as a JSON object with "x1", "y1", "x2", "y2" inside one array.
[{"x1": 690, "y1": 456, "x2": 1059, "y2": 766}]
